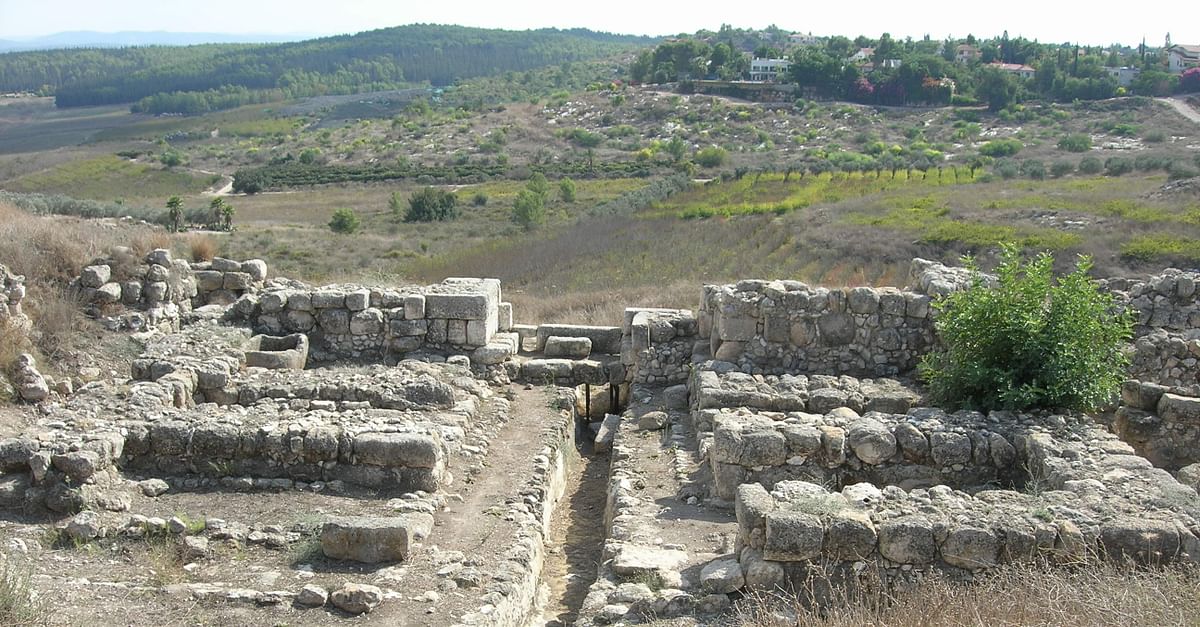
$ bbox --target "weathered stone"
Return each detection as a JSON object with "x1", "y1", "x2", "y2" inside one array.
[
  {"x1": 65, "y1": 510, "x2": 103, "y2": 542},
  {"x1": 845, "y1": 418, "x2": 897, "y2": 465},
  {"x1": 878, "y1": 517, "x2": 936, "y2": 564},
  {"x1": 330, "y1": 583, "x2": 384, "y2": 615},
  {"x1": 1098, "y1": 518, "x2": 1181, "y2": 564},
  {"x1": 80, "y1": 265, "x2": 111, "y2": 288},
  {"x1": 611, "y1": 544, "x2": 687, "y2": 577},
  {"x1": 354, "y1": 433, "x2": 441, "y2": 469},
  {"x1": 817, "y1": 313, "x2": 855, "y2": 345},
  {"x1": 941, "y1": 527, "x2": 999, "y2": 570},
  {"x1": 544, "y1": 336, "x2": 592, "y2": 359},
  {"x1": 1158, "y1": 393, "x2": 1200, "y2": 425},
  {"x1": 930, "y1": 432, "x2": 972, "y2": 467},
  {"x1": 321, "y1": 515, "x2": 433, "y2": 563},
  {"x1": 764, "y1": 510, "x2": 823, "y2": 561},
  {"x1": 296, "y1": 584, "x2": 328, "y2": 607},
  {"x1": 637, "y1": 411, "x2": 668, "y2": 431},
  {"x1": 700, "y1": 558, "x2": 744, "y2": 593},
  {"x1": 825, "y1": 509, "x2": 877, "y2": 560}
]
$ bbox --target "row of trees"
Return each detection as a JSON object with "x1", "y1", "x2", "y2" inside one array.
[{"x1": 165, "y1": 196, "x2": 235, "y2": 232}]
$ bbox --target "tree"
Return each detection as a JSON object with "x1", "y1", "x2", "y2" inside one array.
[
  {"x1": 220, "y1": 202, "x2": 235, "y2": 231},
  {"x1": 328, "y1": 208, "x2": 360, "y2": 234},
  {"x1": 1181, "y1": 68, "x2": 1200, "y2": 93},
  {"x1": 665, "y1": 136, "x2": 688, "y2": 163},
  {"x1": 976, "y1": 66, "x2": 1020, "y2": 111},
  {"x1": 920, "y1": 246, "x2": 1131, "y2": 412},
  {"x1": 527, "y1": 172, "x2": 550, "y2": 200},
  {"x1": 558, "y1": 177, "x2": 576, "y2": 203},
  {"x1": 209, "y1": 197, "x2": 226, "y2": 227},
  {"x1": 511, "y1": 189, "x2": 546, "y2": 231},
  {"x1": 166, "y1": 196, "x2": 184, "y2": 233},
  {"x1": 403, "y1": 187, "x2": 459, "y2": 222},
  {"x1": 695, "y1": 146, "x2": 728, "y2": 168}
]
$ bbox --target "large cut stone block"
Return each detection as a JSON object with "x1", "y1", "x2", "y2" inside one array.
[
  {"x1": 424, "y1": 278, "x2": 500, "y2": 320},
  {"x1": 321, "y1": 514, "x2": 433, "y2": 563},
  {"x1": 354, "y1": 433, "x2": 441, "y2": 469},
  {"x1": 536, "y1": 324, "x2": 622, "y2": 354},
  {"x1": 764, "y1": 511, "x2": 824, "y2": 561}
]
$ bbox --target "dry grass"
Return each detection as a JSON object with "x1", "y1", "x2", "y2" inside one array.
[
  {"x1": 187, "y1": 234, "x2": 218, "y2": 262},
  {"x1": 507, "y1": 281, "x2": 698, "y2": 326},
  {"x1": 731, "y1": 560, "x2": 1200, "y2": 627},
  {"x1": 0, "y1": 553, "x2": 45, "y2": 627}
]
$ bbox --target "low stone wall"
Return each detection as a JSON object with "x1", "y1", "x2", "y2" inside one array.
[
  {"x1": 0, "y1": 263, "x2": 28, "y2": 328},
  {"x1": 623, "y1": 308, "x2": 698, "y2": 385},
  {"x1": 706, "y1": 406, "x2": 1022, "y2": 501},
  {"x1": 71, "y1": 248, "x2": 198, "y2": 330},
  {"x1": 238, "y1": 277, "x2": 518, "y2": 365},
  {"x1": 699, "y1": 280, "x2": 935, "y2": 378},
  {"x1": 1115, "y1": 380, "x2": 1200, "y2": 469},
  {"x1": 191, "y1": 257, "x2": 268, "y2": 305},
  {"x1": 734, "y1": 414, "x2": 1200, "y2": 589}
]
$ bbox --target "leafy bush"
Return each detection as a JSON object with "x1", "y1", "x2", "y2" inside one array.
[
  {"x1": 472, "y1": 192, "x2": 489, "y2": 206},
  {"x1": 1078, "y1": 156, "x2": 1103, "y2": 174},
  {"x1": 1050, "y1": 161, "x2": 1075, "y2": 178},
  {"x1": 511, "y1": 189, "x2": 546, "y2": 230},
  {"x1": 1142, "y1": 130, "x2": 1166, "y2": 143},
  {"x1": 1021, "y1": 159, "x2": 1046, "y2": 180},
  {"x1": 559, "y1": 177, "x2": 577, "y2": 203},
  {"x1": 1056, "y1": 133, "x2": 1092, "y2": 152},
  {"x1": 695, "y1": 146, "x2": 728, "y2": 168},
  {"x1": 979, "y1": 139, "x2": 1023, "y2": 157},
  {"x1": 1168, "y1": 162, "x2": 1199, "y2": 181},
  {"x1": 403, "y1": 187, "x2": 459, "y2": 222},
  {"x1": 328, "y1": 208, "x2": 360, "y2": 234},
  {"x1": 920, "y1": 246, "x2": 1132, "y2": 412},
  {"x1": 995, "y1": 158, "x2": 1020, "y2": 179},
  {"x1": 1104, "y1": 157, "x2": 1133, "y2": 176}
]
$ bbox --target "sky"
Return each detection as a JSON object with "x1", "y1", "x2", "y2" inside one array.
[{"x1": 0, "y1": 0, "x2": 1194, "y2": 47}]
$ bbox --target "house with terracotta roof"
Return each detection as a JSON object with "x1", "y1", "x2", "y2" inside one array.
[
  {"x1": 988, "y1": 62, "x2": 1036, "y2": 80},
  {"x1": 1168, "y1": 44, "x2": 1200, "y2": 74}
]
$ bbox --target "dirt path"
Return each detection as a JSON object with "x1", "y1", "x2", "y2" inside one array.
[
  {"x1": 1161, "y1": 97, "x2": 1200, "y2": 126},
  {"x1": 536, "y1": 442, "x2": 608, "y2": 627}
]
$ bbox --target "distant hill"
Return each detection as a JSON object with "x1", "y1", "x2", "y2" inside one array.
[
  {"x1": 0, "y1": 24, "x2": 656, "y2": 109},
  {"x1": 0, "y1": 30, "x2": 316, "y2": 52}
]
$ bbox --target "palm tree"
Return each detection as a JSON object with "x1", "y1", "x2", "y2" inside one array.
[
  {"x1": 209, "y1": 197, "x2": 226, "y2": 228},
  {"x1": 220, "y1": 203, "x2": 236, "y2": 231},
  {"x1": 166, "y1": 196, "x2": 184, "y2": 233}
]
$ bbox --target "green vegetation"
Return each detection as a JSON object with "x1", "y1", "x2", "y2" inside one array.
[
  {"x1": 1121, "y1": 234, "x2": 1200, "y2": 263},
  {"x1": 402, "y1": 187, "x2": 459, "y2": 223},
  {"x1": 328, "y1": 208, "x2": 361, "y2": 234},
  {"x1": 558, "y1": 177, "x2": 577, "y2": 203},
  {"x1": 980, "y1": 139, "x2": 1023, "y2": 157},
  {"x1": 920, "y1": 246, "x2": 1132, "y2": 412},
  {"x1": 1057, "y1": 133, "x2": 1092, "y2": 152},
  {"x1": 5, "y1": 155, "x2": 213, "y2": 200},
  {"x1": 695, "y1": 145, "x2": 729, "y2": 168}
]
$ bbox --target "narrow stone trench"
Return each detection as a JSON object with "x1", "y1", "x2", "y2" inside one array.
[{"x1": 534, "y1": 439, "x2": 610, "y2": 626}]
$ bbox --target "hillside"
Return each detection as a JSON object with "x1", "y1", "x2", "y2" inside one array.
[{"x1": 0, "y1": 24, "x2": 655, "y2": 110}]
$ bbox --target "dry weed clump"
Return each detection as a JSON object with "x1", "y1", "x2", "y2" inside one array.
[
  {"x1": 731, "y1": 560, "x2": 1200, "y2": 627},
  {"x1": 187, "y1": 233, "x2": 218, "y2": 262}
]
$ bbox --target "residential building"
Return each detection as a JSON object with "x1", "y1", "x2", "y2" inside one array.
[
  {"x1": 848, "y1": 47, "x2": 874, "y2": 63},
  {"x1": 1168, "y1": 44, "x2": 1200, "y2": 73},
  {"x1": 1105, "y1": 66, "x2": 1142, "y2": 87},
  {"x1": 988, "y1": 62, "x2": 1036, "y2": 80},
  {"x1": 789, "y1": 32, "x2": 819, "y2": 46},
  {"x1": 749, "y1": 57, "x2": 790, "y2": 82},
  {"x1": 955, "y1": 44, "x2": 981, "y2": 64}
]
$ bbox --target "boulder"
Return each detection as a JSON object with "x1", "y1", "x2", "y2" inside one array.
[
  {"x1": 321, "y1": 515, "x2": 434, "y2": 563},
  {"x1": 699, "y1": 558, "x2": 744, "y2": 594},
  {"x1": 330, "y1": 583, "x2": 383, "y2": 615}
]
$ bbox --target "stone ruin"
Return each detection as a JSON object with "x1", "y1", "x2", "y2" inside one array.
[{"x1": 0, "y1": 251, "x2": 1197, "y2": 625}]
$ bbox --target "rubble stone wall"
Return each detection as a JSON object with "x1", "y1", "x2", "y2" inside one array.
[
  {"x1": 623, "y1": 308, "x2": 698, "y2": 385},
  {"x1": 699, "y1": 280, "x2": 935, "y2": 378}
]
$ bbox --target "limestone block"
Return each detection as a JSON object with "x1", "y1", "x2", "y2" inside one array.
[
  {"x1": 51, "y1": 450, "x2": 102, "y2": 482},
  {"x1": 354, "y1": 433, "x2": 441, "y2": 469},
  {"x1": 425, "y1": 291, "x2": 494, "y2": 320},
  {"x1": 465, "y1": 312, "x2": 497, "y2": 346},
  {"x1": 521, "y1": 359, "x2": 574, "y2": 381},
  {"x1": 350, "y1": 309, "x2": 385, "y2": 336},
  {"x1": 906, "y1": 294, "x2": 931, "y2": 318},
  {"x1": 717, "y1": 316, "x2": 757, "y2": 342},
  {"x1": 296, "y1": 584, "x2": 328, "y2": 607},
  {"x1": 713, "y1": 341, "x2": 744, "y2": 362},
  {"x1": 1097, "y1": 518, "x2": 1181, "y2": 564},
  {"x1": 878, "y1": 517, "x2": 937, "y2": 564},
  {"x1": 545, "y1": 336, "x2": 592, "y2": 359},
  {"x1": 930, "y1": 432, "x2": 972, "y2": 466},
  {"x1": 390, "y1": 319, "x2": 428, "y2": 337},
  {"x1": 594, "y1": 414, "x2": 621, "y2": 453},
  {"x1": 825, "y1": 510, "x2": 877, "y2": 560},
  {"x1": 222, "y1": 272, "x2": 253, "y2": 291},
  {"x1": 740, "y1": 548, "x2": 784, "y2": 588},
  {"x1": 210, "y1": 257, "x2": 241, "y2": 272},
  {"x1": 764, "y1": 510, "x2": 823, "y2": 561},
  {"x1": 735, "y1": 483, "x2": 774, "y2": 536},
  {"x1": 536, "y1": 324, "x2": 622, "y2": 354},
  {"x1": 426, "y1": 319, "x2": 448, "y2": 344},
  {"x1": 259, "y1": 291, "x2": 287, "y2": 313},
  {"x1": 80, "y1": 265, "x2": 111, "y2": 288},
  {"x1": 312, "y1": 290, "x2": 345, "y2": 309},
  {"x1": 242, "y1": 259, "x2": 268, "y2": 282},
  {"x1": 817, "y1": 313, "x2": 855, "y2": 345},
  {"x1": 194, "y1": 271, "x2": 224, "y2": 292},
  {"x1": 498, "y1": 302, "x2": 513, "y2": 331},
  {"x1": 345, "y1": 289, "x2": 370, "y2": 311},
  {"x1": 447, "y1": 319, "x2": 467, "y2": 345},
  {"x1": 894, "y1": 422, "x2": 929, "y2": 461},
  {"x1": 611, "y1": 544, "x2": 688, "y2": 577},
  {"x1": 699, "y1": 558, "x2": 744, "y2": 594},
  {"x1": 120, "y1": 281, "x2": 142, "y2": 305},
  {"x1": 571, "y1": 359, "x2": 607, "y2": 385},
  {"x1": 330, "y1": 583, "x2": 384, "y2": 615},
  {"x1": 941, "y1": 526, "x2": 999, "y2": 570},
  {"x1": 317, "y1": 309, "x2": 350, "y2": 335},
  {"x1": 403, "y1": 294, "x2": 425, "y2": 320},
  {"x1": 472, "y1": 342, "x2": 514, "y2": 366},
  {"x1": 321, "y1": 514, "x2": 433, "y2": 563},
  {"x1": 287, "y1": 292, "x2": 313, "y2": 311},
  {"x1": 145, "y1": 264, "x2": 169, "y2": 283},
  {"x1": 1158, "y1": 393, "x2": 1200, "y2": 424},
  {"x1": 145, "y1": 249, "x2": 172, "y2": 267},
  {"x1": 94, "y1": 282, "x2": 122, "y2": 304},
  {"x1": 845, "y1": 418, "x2": 897, "y2": 465},
  {"x1": 878, "y1": 288, "x2": 907, "y2": 316},
  {"x1": 847, "y1": 287, "x2": 880, "y2": 314},
  {"x1": 144, "y1": 281, "x2": 168, "y2": 303},
  {"x1": 283, "y1": 309, "x2": 316, "y2": 332}
]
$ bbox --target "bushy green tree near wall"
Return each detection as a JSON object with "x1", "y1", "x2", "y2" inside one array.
[
  {"x1": 328, "y1": 207, "x2": 360, "y2": 234},
  {"x1": 920, "y1": 245, "x2": 1132, "y2": 412}
]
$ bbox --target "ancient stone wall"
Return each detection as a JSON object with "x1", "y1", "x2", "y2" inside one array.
[
  {"x1": 623, "y1": 307, "x2": 698, "y2": 385},
  {"x1": 698, "y1": 280, "x2": 935, "y2": 378}
]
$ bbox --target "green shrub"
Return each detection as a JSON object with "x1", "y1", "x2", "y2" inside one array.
[
  {"x1": 695, "y1": 146, "x2": 728, "y2": 168},
  {"x1": 1056, "y1": 133, "x2": 1092, "y2": 152},
  {"x1": 1050, "y1": 161, "x2": 1075, "y2": 178},
  {"x1": 1078, "y1": 156, "x2": 1103, "y2": 174},
  {"x1": 1143, "y1": 130, "x2": 1166, "y2": 143},
  {"x1": 472, "y1": 192, "x2": 489, "y2": 206},
  {"x1": 403, "y1": 187, "x2": 459, "y2": 222},
  {"x1": 328, "y1": 208, "x2": 360, "y2": 234},
  {"x1": 511, "y1": 189, "x2": 546, "y2": 231},
  {"x1": 920, "y1": 246, "x2": 1131, "y2": 412},
  {"x1": 995, "y1": 158, "x2": 1020, "y2": 179},
  {"x1": 1104, "y1": 157, "x2": 1134, "y2": 176},
  {"x1": 1169, "y1": 162, "x2": 1199, "y2": 181},
  {"x1": 1021, "y1": 159, "x2": 1046, "y2": 180},
  {"x1": 979, "y1": 138, "x2": 1023, "y2": 157},
  {"x1": 558, "y1": 177, "x2": 577, "y2": 203}
]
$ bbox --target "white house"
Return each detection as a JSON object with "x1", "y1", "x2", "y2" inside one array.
[
  {"x1": 848, "y1": 47, "x2": 874, "y2": 63},
  {"x1": 955, "y1": 44, "x2": 981, "y2": 64},
  {"x1": 789, "y1": 32, "x2": 819, "y2": 46},
  {"x1": 989, "y1": 62, "x2": 1036, "y2": 80},
  {"x1": 1168, "y1": 44, "x2": 1200, "y2": 73},
  {"x1": 749, "y1": 58, "x2": 790, "y2": 82},
  {"x1": 1105, "y1": 66, "x2": 1141, "y2": 87}
]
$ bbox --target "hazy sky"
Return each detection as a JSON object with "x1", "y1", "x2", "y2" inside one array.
[{"x1": 0, "y1": 0, "x2": 1193, "y2": 46}]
